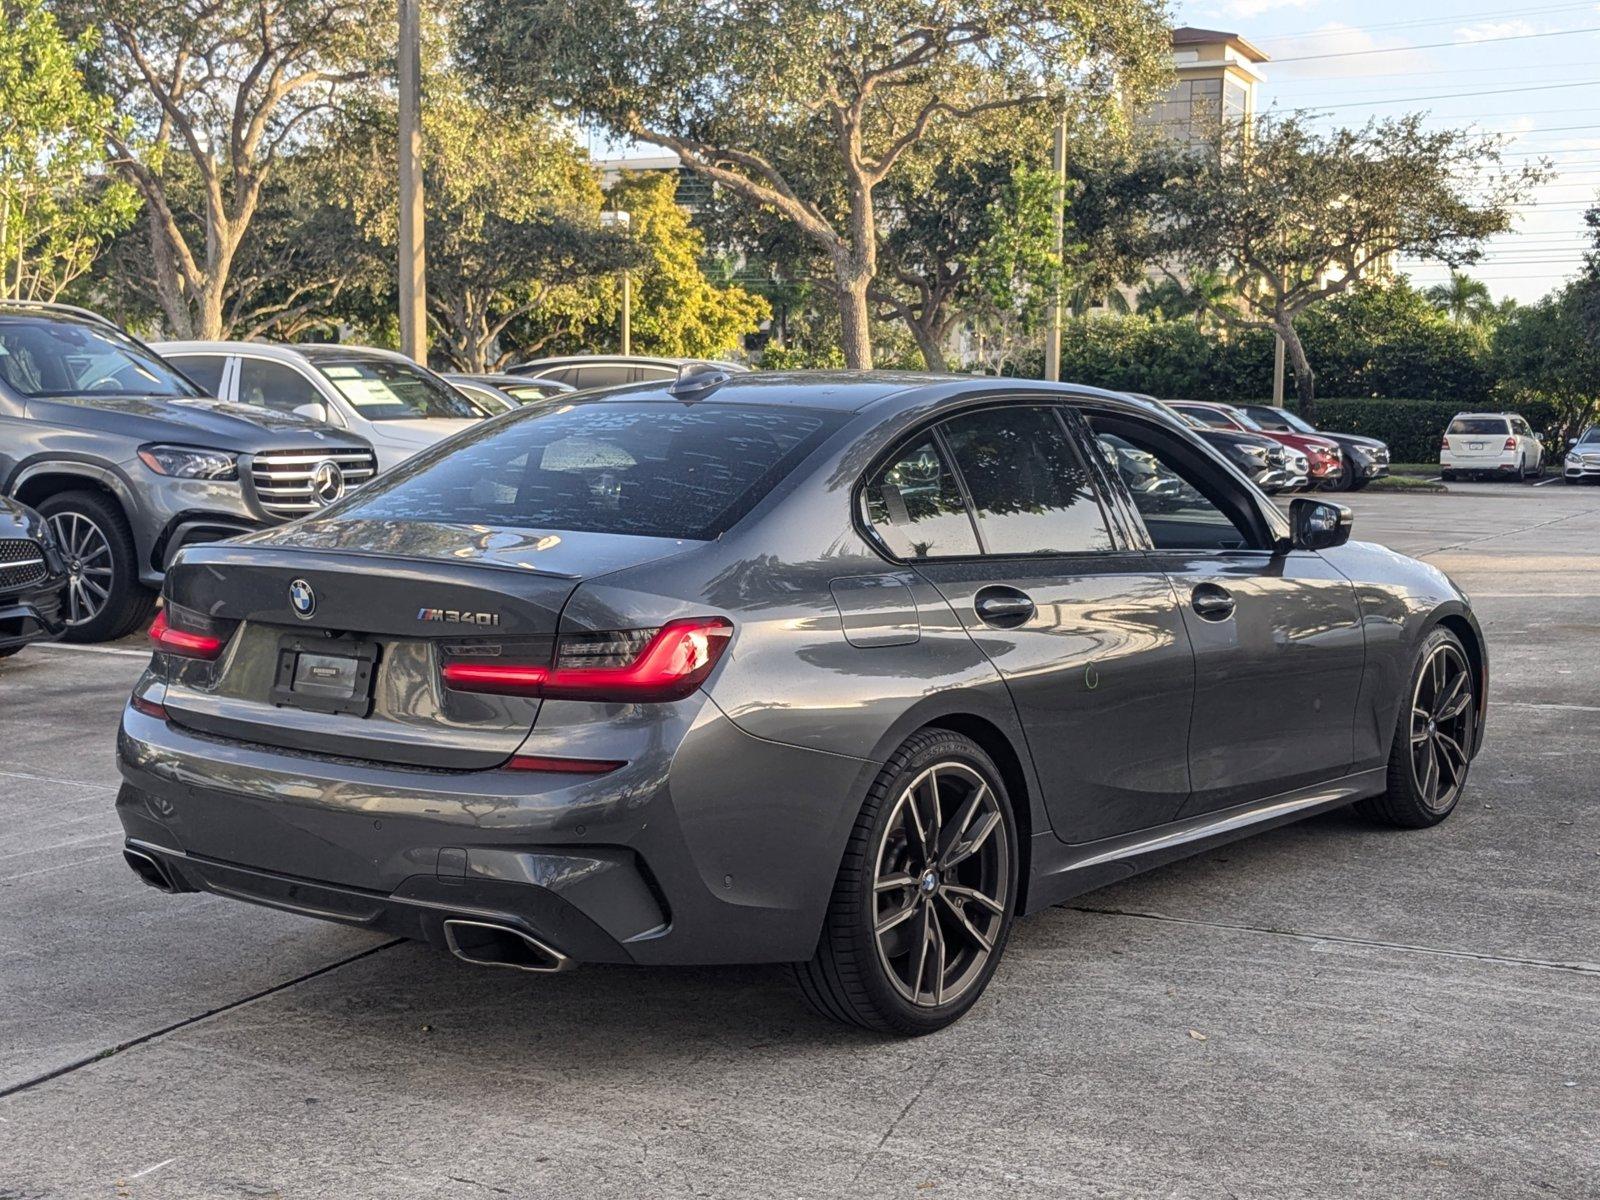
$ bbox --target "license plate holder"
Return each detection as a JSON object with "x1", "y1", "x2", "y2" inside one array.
[
  {"x1": 1468, "y1": 441, "x2": 1485, "y2": 451},
  {"x1": 271, "y1": 635, "x2": 378, "y2": 717}
]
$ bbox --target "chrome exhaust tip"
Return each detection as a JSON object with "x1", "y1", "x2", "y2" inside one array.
[
  {"x1": 123, "y1": 846, "x2": 179, "y2": 894},
  {"x1": 442, "y1": 918, "x2": 572, "y2": 974}
]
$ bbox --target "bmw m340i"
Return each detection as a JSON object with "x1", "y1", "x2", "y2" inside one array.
[{"x1": 117, "y1": 373, "x2": 1487, "y2": 1034}]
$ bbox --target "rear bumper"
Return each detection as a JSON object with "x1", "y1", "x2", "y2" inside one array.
[{"x1": 116, "y1": 690, "x2": 877, "y2": 967}]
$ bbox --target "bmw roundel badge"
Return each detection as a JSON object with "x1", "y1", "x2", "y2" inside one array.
[{"x1": 288, "y1": 578, "x2": 316, "y2": 620}]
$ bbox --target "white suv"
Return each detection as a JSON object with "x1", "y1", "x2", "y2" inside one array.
[
  {"x1": 1440, "y1": 413, "x2": 1544, "y2": 482},
  {"x1": 159, "y1": 342, "x2": 490, "y2": 474}
]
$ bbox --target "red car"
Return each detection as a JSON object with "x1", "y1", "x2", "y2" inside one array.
[{"x1": 1170, "y1": 401, "x2": 1344, "y2": 485}]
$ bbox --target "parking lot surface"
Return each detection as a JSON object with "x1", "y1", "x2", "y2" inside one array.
[{"x1": 2, "y1": 484, "x2": 1596, "y2": 1199}]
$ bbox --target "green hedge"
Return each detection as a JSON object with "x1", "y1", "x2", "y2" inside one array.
[{"x1": 1279, "y1": 396, "x2": 1568, "y2": 463}]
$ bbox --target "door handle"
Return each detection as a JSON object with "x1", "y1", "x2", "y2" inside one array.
[
  {"x1": 975, "y1": 587, "x2": 1036, "y2": 628},
  {"x1": 1191, "y1": 583, "x2": 1236, "y2": 622}
]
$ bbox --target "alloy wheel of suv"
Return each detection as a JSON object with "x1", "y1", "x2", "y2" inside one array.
[{"x1": 38, "y1": 491, "x2": 156, "y2": 642}]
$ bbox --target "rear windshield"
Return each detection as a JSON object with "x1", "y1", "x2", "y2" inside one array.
[
  {"x1": 332, "y1": 401, "x2": 840, "y2": 539},
  {"x1": 1448, "y1": 417, "x2": 1511, "y2": 435}
]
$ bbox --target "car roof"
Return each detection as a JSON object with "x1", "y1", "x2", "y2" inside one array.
[
  {"x1": 1452, "y1": 412, "x2": 1516, "y2": 419},
  {"x1": 156, "y1": 340, "x2": 414, "y2": 366},
  {"x1": 544, "y1": 371, "x2": 1173, "y2": 418},
  {"x1": 515, "y1": 354, "x2": 748, "y2": 371}
]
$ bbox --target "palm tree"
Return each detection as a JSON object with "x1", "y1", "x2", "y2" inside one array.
[
  {"x1": 1425, "y1": 272, "x2": 1494, "y2": 325},
  {"x1": 1136, "y1": 269, "x2": 1236, "y2": 332}
]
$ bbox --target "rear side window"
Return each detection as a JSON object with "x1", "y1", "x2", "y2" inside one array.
[
  {"x1": 864, "y1": 437, "x2": 980, "y2": 559},
  {"x1": 1178, "y1": 406, "x2": 1235, "y2": 429},
  {"x1": 334, "y1": 402, "x2": 839, "y2": 540},
  {"x1": 568, "y1": 365, "x2": 631, "y2": 389},
  {"x1": 171, "y1": 354, "x2": 228, "y2": 397},
  {"x1": 1448, "y1": 417, "x2": 1510, "y2": 435},
  {"x1": 938, "y1": 406, "x2": 1113, "y2": 556}
]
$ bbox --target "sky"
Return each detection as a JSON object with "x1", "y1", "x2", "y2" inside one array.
[{"x1": 1176, "y1": 0, "x2": 1600, "y2": 303}]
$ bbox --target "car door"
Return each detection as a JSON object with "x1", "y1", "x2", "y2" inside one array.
[
  {"x1": 861, "y1": 400, "x2": 1195, "y2": 844},
  {"x1": 1084, "y1": 406, "x2": 1367, "y2": 815}
]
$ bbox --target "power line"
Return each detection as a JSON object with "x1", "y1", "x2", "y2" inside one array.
[
  {"x1": 1262, "y1": 2, "x2": 1598, "y2": 43},
  {"x1": 1271, "y1": 79, "x2": 1600, "y2": 112},
  {"x1": 1270, "y1": 24, "x2": 1600, "y2": 64}
]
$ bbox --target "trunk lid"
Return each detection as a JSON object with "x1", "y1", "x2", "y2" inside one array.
[{"x1": 158, "y1": 521, "x2": 692, "y2": 769}]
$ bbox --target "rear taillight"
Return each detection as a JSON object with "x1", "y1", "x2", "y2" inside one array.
[
  {"x1": 1504, "y1": 436, "x2": 1518, "y2": 451},
  {"x1": 149, "y1": 609, "x2": 227, "y2": 660},
  {"x1": 1441, "y1": 435, "x2": 1450, "y2": 450},
  {"x1": 442, "y1": 617, "x2": 733, "y2": 703}
]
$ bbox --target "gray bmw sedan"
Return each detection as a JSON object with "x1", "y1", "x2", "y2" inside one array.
[{"x1": 117, "y1": 373, "x2": 1486, "y2": 1034}]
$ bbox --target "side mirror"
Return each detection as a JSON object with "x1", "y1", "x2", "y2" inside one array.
[
  {"x1": 1570, "y1": 437, "x2": 1579, "y2": 447},
  {"x1": 1289, "y1": 496, "x2": 1352, "y2": 551},
  {"x1": 292, "y1": 401, "x2": 329, "y2": 424}
]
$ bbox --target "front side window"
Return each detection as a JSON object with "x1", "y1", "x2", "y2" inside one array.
[
  {"x1": 237, "y1": 358, "x2": 324, "y2": 414},
  {"x1": 864, "y1": 436, "x2": 980, "y2": 559},
  {"x1": 333, "y1": 401, "x2": 838, "y2": 540},
  {"x1": 0, "y1": 319, "x2": 198, "y2": 399},
  {"x1": 938, "y1": 406, "x2": 1114, "y2": 556},
  {"x1": 314, "y1": 358, "x2": 484, "y2": 420},
  {"x1": 1176, "y1": 405, "x2": 1239, "y2": 430},
  {"x1": 1088, "y1": 414, "x2": 1259, "y2": 552}
]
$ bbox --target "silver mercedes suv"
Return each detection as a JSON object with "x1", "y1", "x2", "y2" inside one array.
[{"x1": 0, "y1": 304, "x2": 376, "y2": 641}]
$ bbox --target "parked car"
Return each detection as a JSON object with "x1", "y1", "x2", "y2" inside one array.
[
  {"x1": 507, "y1": 354, "x2": 747, "y2": 391},
  {"x1": 1236, "y1": 404, "x2": 1390, "y2": 492},
  {"x1": 0, "y1": 496, "x2": 68, "y2": 659},
  {"x1": 158, "y1": 342, "x2": 489, "y2": 473},
  {"x1": 1439, "y1": 412, "x2": 1544, "y2": 482},
  {"x1": 1127, "y1": 394, "x2": 1293, "y2": 495},
  {"x1": 0, "y1": 304, "x2": 375, "y2": 642},
  {"x1": 118, "y1": 374, "x2": 1486, "y2": 1034},
  {"x1": 1563, "y1": 426, "x2": 1600, "y2": 484},
  {"x1": 443, "y1": 372, "x2": 574, "y2": 415},
  {"x1": 1169, "y1": 400, "x2": 1345, "y2": 487}
]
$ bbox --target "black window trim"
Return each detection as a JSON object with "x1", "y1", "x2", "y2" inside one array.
[{"x1": 854, "y1": 396, "x2": 1132, "y2": 566}]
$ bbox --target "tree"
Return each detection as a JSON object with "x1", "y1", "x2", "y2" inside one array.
[
  {"x1": 1136, "y1": 268, "x2": 1233, "y2": 331},
  {"x1": 868, "y1": 116, "x2": 1064, "y2": 370},
  {"x1": 466, "y1": 0, "x2": 1172, "y2": 369},
  {"x1": 604, "y1": 172, "x2": 769, "y2": 359},
  {"x1": 333, "y1": 84, "x2": 635, "y2": 371},
  {"x1": 1425, "y1": 271, "x2": 1494, "y2": 326},
  {"x1": 62, "y1": 0, "x2": 377, "y2": 337},
  {"x1": 0, "y1": 0, "x2": 138, "y2": 300},
  {"x1": 1131, "y1": 112, "x2": 1543, "y2": 419}
]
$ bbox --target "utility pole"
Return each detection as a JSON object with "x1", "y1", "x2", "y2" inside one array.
[
  {"x1": 601, "y1": 209, "x2": 632, "y2": 355},
  {"x1": 1044, "y1": 107, "x2": 1067, "y2": 382},
  {"x1": 1273, "y1": 332, "x2": 1286, "y2": 404},
  {"x1": 397, "y1": 0, "x2": 427, "y2": 363}
]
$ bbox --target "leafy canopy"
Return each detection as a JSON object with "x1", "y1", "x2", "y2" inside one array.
[{"x1": 0, "y1": 0, "x2": 138, "y2": 300}]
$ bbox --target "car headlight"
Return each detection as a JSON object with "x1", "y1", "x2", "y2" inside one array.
[{"x1": 137, "y1": 444, "x2": 239, "y2": 481}]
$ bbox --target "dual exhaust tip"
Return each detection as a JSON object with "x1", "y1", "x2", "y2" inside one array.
[
  {"x1": 442, "y1": 918, "x2": 571, "y2": 974},
  {"x1": 123, "y1": 846, "x2": 186, "y2": 894}
]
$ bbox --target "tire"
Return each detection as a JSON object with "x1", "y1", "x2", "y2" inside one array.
[
  {"x1": 36, "y1": 490, "x2": 156, "y2": 643},
  {"x1": 1356, "y1": 626, "x2": 1477, "y2": 829},
  {"x1": 1348, "y1": 477, "x2": 1372, "y2": 492},
  {"x1": 792, "y1": 728, "x2": 1020, "y2": 1035},
  {"x1": 1514, "y1": 462, "x2": 1526, "y2": 483},
  {"x1": 0, "y1": 645, "x2": 22, "y2": 659},
  {"x1": 1440, "y1": 470, "x2": 1455, "y2": 483}
]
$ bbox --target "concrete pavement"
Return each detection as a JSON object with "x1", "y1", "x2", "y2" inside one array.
[{"x1": 1, "y1": 485, "x2": 1596, "y2": 1199}]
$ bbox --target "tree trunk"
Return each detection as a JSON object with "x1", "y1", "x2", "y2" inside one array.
[
  {"x1": 835, "y1": 270, "x2": 873, "y2": 370},
  {"x1": 909, "y1": 315, "x2": 947, "y2": 372},
  {"x1": 1279, "y1": 319, "x2": 1317, "y2": 422}
]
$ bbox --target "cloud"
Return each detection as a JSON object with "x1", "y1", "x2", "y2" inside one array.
[
  {"x1": 1264, "y1": 22, "x2": 1436, "y2": 80},
  {"x1": 1455, "y1": 20, "x2": 1537, "y2": 41}
]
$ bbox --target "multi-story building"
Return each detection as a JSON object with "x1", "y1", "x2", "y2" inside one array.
[{"x1": 1145, "y1": 26, "x2": 1269, "y2": 146}]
